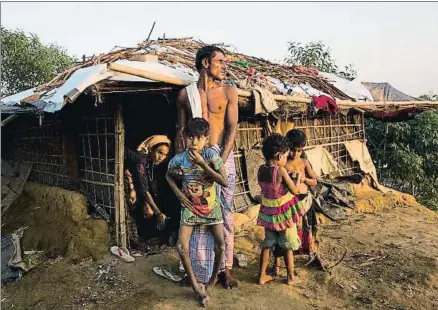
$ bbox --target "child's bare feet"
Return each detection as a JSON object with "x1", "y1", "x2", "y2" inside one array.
[
  {"x1": 286, "y1": 273, "x2": 301, "y2": 285},
  {"x1": 258, "y1": 273, "x2": 274, "y2": 285},
  {"x1": 195, "y1": 284, "x2": 209, "y2": 307},
  {"x1": 218, "y1": 269, "x2": 239, "y2": 289}
]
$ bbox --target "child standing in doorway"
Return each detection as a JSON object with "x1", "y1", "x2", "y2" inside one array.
[{"x1": 166, "y1": 118, "x2": 228, "y2": 306}]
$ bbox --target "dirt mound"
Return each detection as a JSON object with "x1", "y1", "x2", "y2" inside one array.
[
  {"x1": 353, "y1": 183, "x2": 437, "y2": 220},
  {"x1": 2, "y1": 182, "x2": 109, "y2": 262}
]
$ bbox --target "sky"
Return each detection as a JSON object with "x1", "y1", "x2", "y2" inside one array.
[{"x1": 1, "y1": 2, "x2": 438, "y2": 97}]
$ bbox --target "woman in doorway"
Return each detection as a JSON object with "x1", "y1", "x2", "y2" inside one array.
[{"x1": 124, "y1": 135, "x2": 177, "y2": 249}]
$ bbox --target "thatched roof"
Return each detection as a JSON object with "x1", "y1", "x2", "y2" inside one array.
[
  {"x1": 34, "y1": 38, "x2": 352, "y2": 99},
  {"x1": 2, "y1": 37, "x2": 438, "y2": 118}
]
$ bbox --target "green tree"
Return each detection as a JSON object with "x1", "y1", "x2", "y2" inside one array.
[
  {"x1": 285, "y1": 41, "x2": 357, "y2": 80},
  {"x1": 418, "y1": 92, "x2": 438, "y2": 101},
  {"x1": 366, "y1": 111, "x2": 438, "y2": 211},
  {"x1": 1, "y1": 27, "x2": 73, "y2": 96}
]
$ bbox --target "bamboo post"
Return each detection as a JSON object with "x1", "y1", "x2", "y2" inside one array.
[
  {"x1": 114, "y1": 104, "x2": 126, "y2": 249},
  {"x1": 107, "y1": 63, "x2": 194, "y2": 86}
]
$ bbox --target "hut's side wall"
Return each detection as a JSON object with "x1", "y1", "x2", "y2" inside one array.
[
  {"x1": 294, "y1": 113, "x2": 364, "y2": 175},
  {"x1": 233, "y1": 112, "x2": 365, "y2": 212},
  {"x1": 6, "y1": 96, "x2": 118, "y2": 222},
  {"x1": 11, "y1": 115, "x2": 76, "y2": 190},
  {"x1": 76, "y1": 99, "x2": 117, "y2": 221},
  {"x1": 233, "y1": 116, "x2": 265, "y2": 212}
]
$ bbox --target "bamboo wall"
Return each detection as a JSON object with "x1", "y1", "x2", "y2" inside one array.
[
  {"x1": 294, "y1": 113, "x2": 364, "y2": 175},
  {"x1": 77, "y1": 101, "x2": 117, "y2": 221},
  {"x1": 232, "y1": 112, "x2": 365, "y2": 212},
  {"x1": 8, "y1": 98, "x2": 118, "y2": 222},
  {"x1": 12, "y1": 115, "x2": 75, "y2": 190},
  {"x1": 7, "y1": 101, "x2": 365, "y2": 216}
]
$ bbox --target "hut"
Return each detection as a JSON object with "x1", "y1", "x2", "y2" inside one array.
[{"x1": 2, "y1": 38, "x2": 437, "y2": 248}]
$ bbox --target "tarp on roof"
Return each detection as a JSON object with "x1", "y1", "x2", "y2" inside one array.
[
  {"x1": 0, "y1": 59, "x2": 198, "y2": 113},
  {"x1": 319, "y1": 72, "x2": 374, "y2": 102},
  {"x1": 1, "y1": 38, "x2": 354, "y2": 115},
  {"x1": 362, "y1": 82, "x2": 419, "y2": 102}
]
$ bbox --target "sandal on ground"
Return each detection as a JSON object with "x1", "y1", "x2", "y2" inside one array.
[
  {"x1": 110, "y1": 246, "x2": 135, "y2": 263},
  {"x1": 152, "y1": 265, "x2": 182, "y2": 283}
]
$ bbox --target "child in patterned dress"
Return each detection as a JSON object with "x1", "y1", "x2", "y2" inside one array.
[
  {"x1": 166, "y1": 118, "x2": 228, "y2": 305},
  {"x1": 257, "y1": 134, "x2": 305, "y2": 285}
]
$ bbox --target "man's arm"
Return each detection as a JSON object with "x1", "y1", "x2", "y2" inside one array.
[
  {"x1": 175, "y1": 89, "x2": 188, "y2": 154},
  {"x1": 221, "y1": 85, "x2": 238, "y2": 162}
]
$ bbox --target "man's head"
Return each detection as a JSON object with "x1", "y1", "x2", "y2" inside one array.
[
  {"x1": 184, "y1": 118, "x2": 210, "y2": 153},
  {"x1": 195, "y1": 45, "x2": 227, "y2": 81},
  {"x1": 262, "y1": 134, "x2": 289, "y2": 167},
  {"x1": 286, "y1": 129, "x2": 307, "y2": 160}
]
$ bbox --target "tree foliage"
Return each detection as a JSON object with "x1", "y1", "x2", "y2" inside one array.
[
  {"x1": 285, "y1": 41, "x2": 357, "y2": 80},
  {"x1": 366, "y1": 111, "x2": 438, "y2": 211},
  {"x1": 418, "y1": 92, "x2": 438, "y2": 101},
  {"x1": 1, "y1": 27, "x2": 73, "y2": 96}
]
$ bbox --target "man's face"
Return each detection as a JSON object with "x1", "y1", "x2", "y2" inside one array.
[{"x1": 206, "y1": 52, "x2": 226, "y2": 81}]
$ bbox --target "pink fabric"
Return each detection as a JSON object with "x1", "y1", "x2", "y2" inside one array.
[{"x1": 258, "y1": 166, "x2": 289, "y2": 199}]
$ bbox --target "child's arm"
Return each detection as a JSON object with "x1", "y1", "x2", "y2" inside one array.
[
  {"x1": 278, "y1": 166, "x2": 299, "y2": 195},
  {"x1": 166, "y1": 170, "x2": 193, "y2": 209},
  {"x1": 188, "y1": 150, "x2": 228, "y2": 187},
  {"x1": 303, "y1": 159, "x2": 317, "y2": 186}
]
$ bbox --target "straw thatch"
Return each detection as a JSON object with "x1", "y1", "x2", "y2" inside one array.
[{"x1": 35, "y1": 38, "x2": 353, "y2": 101}]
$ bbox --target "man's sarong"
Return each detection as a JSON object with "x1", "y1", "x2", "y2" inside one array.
[{"x1": 189, "y1": 146, "x2": 236, "y2": 284}]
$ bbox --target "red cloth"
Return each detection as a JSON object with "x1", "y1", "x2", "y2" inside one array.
[
  {"x1": 298, "y1": 230, "x2": 312, "y2": 253},
  {"x1": 371, "y1": 107, "x2": 417, "y2": 122},
  {"x1": 311, "y1": 95, "x2": 339, "y2": 114}
]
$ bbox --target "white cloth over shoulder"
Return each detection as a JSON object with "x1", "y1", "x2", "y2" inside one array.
[{"x1": 185, "y1": 82, "x2": 202, "y2": 118}]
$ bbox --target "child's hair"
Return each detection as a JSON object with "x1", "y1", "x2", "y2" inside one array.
[
  {"x1": 184, "y1": 117, "x2": 210, "y2": 137},
  {"x1": 286, "y1": 129, "x2": 307, "y2": 148},
  {"x1": 261, "y1": 134, "x2": 289, "y2": 160}
]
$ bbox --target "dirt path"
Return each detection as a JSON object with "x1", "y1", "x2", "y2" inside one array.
[{"x1": 2, "y1": 200, "x2": 438, "y2": 310}]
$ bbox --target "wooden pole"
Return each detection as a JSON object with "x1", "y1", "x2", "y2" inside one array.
[
  {"x1": 114, "y1": 104, "x2": 126, "y2": 249},
  {"x1": 1, "y1": 114, "x2": 18, "y2": 127},
  {"x1": 105, "y1": 63, "x2": 438, "y2": 111},
  {"x1": 107, "y1": 63, "x2": 194, "y2": 86}
]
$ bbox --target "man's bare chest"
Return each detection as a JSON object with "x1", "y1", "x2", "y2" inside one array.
[{"x1": 206, "y1": 88, "x2": 228, "y2": 114}]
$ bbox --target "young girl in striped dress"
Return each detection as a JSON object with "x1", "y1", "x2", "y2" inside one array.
[{"x1": 257, "y1": 134, "x2": 306, "y2": 285}]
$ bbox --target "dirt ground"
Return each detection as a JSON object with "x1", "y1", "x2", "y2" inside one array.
[{"x1": 1, "y1": 187, "x2": 438, "y2": 310}]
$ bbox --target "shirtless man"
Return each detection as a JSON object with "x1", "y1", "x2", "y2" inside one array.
[{"x1": 175, "y1": 45, "x2": 239, "y2": 289}]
